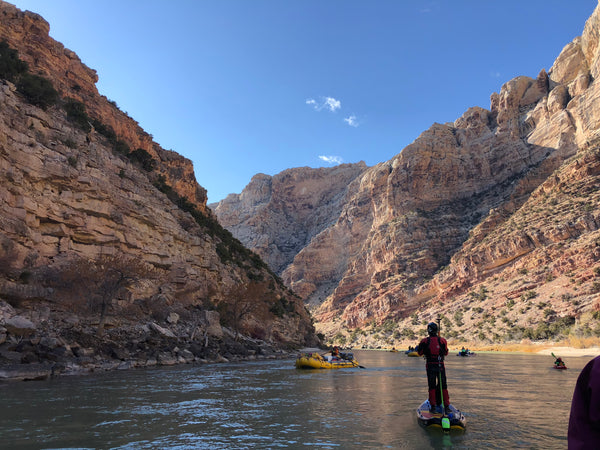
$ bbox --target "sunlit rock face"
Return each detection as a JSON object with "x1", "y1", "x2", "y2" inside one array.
[
  {"x1": 0, "y1": 0, "x2": 316, "y2": 350},
  {"x1": 214, "y1": 3, "x2": 600, "y2": 342}
]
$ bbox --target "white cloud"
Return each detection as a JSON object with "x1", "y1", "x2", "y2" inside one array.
[
  {"x1": 319, "y1": 155, "x2": 343, "y2": 165},
  {"x1": 344, "y1": 115, "x2": 359, "y2": 127},
  {"x1": 306, "y1": 96, "x2": 341, "y2": 112},
  {"x1": 324, "y1": 97, "x2": 341, "y2": 112}
]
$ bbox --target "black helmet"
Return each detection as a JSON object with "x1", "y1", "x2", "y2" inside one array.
[{"x1": 427, "y1": 322, "x2": 438, "y2": 336}]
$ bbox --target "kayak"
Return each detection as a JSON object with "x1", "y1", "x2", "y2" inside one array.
[
  {"x1": 416, "y1": 400, "x2": 467, "y2": 432},
  {"x1": 406, "y1": 351, "x2": 419, "y2": 357},
  {"x1": 457, "y1": 351, "x2": 476, "y2": 357},
  {"x1": 295, "y1": 352, "x2": 360, "y2": 369},
  {"x1": 553, "y1": 365, "x2": 567, "y2": 370}
]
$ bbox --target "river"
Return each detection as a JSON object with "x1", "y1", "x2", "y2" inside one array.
[{"x1": 0, "y1": 350, "x2": 590, "y2": 449}]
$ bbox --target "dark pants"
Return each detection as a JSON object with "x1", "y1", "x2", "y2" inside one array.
[{"x1": 426, "y1": 363, "x2": 449, "y2": 407}]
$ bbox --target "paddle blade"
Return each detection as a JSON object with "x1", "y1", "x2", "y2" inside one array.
[{"x1": 442, "y1": 416, "x2": 451, "y2": 431}]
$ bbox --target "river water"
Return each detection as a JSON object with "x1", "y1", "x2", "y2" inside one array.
[{"x1": 0, "y1": 350, "x2": 591, "y2": 449}]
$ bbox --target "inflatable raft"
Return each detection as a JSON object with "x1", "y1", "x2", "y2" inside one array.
[
  {"x1": 295, "y1": 352, "x2": 360, "y2": 369},
  {"x1": 416, "y1": 400, "x2": 466, "y2": 432},
  {"x1": 406, "y1": 351, "x2": 419, "y2": 357}
]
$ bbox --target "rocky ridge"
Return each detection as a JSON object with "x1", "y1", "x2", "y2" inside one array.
[
  {"x1": 213, "y1": 4, "x2": 600, "y2": 347},
  {"x1": 0, "y1": 1, "x2": 317, "y2": 380}
]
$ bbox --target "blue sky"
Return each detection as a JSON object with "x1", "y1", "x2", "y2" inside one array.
[{"x1": 9, "y1": 1, "x2": 598, "y2": 203}]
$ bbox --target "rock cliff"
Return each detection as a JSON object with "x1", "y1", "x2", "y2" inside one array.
[
  {"x1": 0, "y1": 0, "x2": 316, "y2": 379},
  {"x1": 213, "y1": 4, "x2": 600, "y2": 347},
  {"x1": 211, "y1": 163, "x2": 368, "y2": 275}
]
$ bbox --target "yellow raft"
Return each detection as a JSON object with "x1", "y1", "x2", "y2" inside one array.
[{"x1": 295, "y1": 352, "x2": 360, "y2": 369}]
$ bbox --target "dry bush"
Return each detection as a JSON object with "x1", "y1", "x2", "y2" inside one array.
[
  {"x1": 49, "y1": 254, "x2": 162, "y2": 335},
  {"x1": 217, "y1": 280, "x2": 278, "y2": 339}
]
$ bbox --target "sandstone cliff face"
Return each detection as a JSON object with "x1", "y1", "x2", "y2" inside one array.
[
  {"x1": 214, "y1": 4, "x2": 600, "y2": 346},
  {"x1": 0, "y1": 0, "x2": 316, "y2": 366},
  {"x1": 0, "y1": 1, "x2": 207, "y2": 211},
  {"x1": 211, "y1": 163, "x2": 368, "y2": 275}
]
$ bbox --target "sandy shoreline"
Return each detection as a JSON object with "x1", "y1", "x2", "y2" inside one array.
[
  {"x1": 534, "y1": 346, "x2": 600, "y2": 357},
  {"x1": 305, "y1": 345, "x2": 600, "y2": 358}
]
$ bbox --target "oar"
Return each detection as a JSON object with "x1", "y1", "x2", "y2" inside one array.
[{"x1": 437, "y1": 316, "x2": 450, "y2": 432}]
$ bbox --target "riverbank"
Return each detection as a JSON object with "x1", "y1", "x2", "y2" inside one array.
[
  {"x1": 368, "y1": 338, "x2": 600, "y2": 358},
  {"x1": 447, "y1": 339, "x2": 600, "y2": 357},
  {"x1": 0, "y1": 319, "x2": 300, "y2": 382}
]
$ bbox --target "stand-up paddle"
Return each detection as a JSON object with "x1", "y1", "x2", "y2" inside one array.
[{"x1": 437, "y1": 316, "x2": 451, "y2": 432}]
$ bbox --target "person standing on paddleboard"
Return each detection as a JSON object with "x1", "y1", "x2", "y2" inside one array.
[{"x1": 417, "y1": 322, "x2": 451, "y2": 414}]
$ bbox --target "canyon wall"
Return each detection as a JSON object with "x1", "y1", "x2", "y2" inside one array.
[
  {"x1": 213, "y1": 4, "x2": 600, "y2": 345},
  {"x1": 0, "y1": 0, "x2": 316, "y2": 373}
]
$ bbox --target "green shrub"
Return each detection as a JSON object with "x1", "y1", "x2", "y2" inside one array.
[
  {"x1": 0, "y1": 40, "x2": 28, "y2": 81},
  {"x1": 63, "y1": 98, "x2": 91, "y2": 131},
  {"x1": 453, "y1": 311, "x2": 464, "y2": 326},
  {"x1": 91, "y1": 118, "x2": 117, "y2": 143},
  {"x1": 114, "y1": 139, "x2": 130, "y2": 155},
  {"x1": 270, "y1": 297, "x2": 294, "y2": 317},
  {"x1": 522, "y1": 290, "x2": 538, "y2": 301},
  {"x1": 17, "y1": 73, "x2": 58, "y2": 109},
  {"x1": 401, "y1": 328, "x2": 416, "y2": 339},
  {"x1": 410, "y1": 312, "x2": 419, "y2": 326},
  {"x1": 128, "y1": 148, "x2": 156, "y2": 172},
  {"x1": 333, "y1": 333, "x2": 347, "y2": 346}
]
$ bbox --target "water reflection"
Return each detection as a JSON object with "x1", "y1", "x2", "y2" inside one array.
[{"x1": 0, "y1": 350, "x2": 590, "y2": 449}]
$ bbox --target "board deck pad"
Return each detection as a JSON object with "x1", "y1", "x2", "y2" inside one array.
[{"x1": 416, "y1": 400, "x2": 467, "y2": 431}]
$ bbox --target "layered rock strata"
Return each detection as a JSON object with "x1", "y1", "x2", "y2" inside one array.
[
  {"x1": 0, "y1": 0, "x2": 317, "y2": 376},
  {"x1": 214, "y1": 3, "x2": 600, "y2": 343}
]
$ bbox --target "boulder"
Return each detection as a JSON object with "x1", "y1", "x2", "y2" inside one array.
[
  {"x1": 202, "y1": 310, "x2": 223, "y2": 338},
  {"x1": 149, "y1": 322, "x2": 176, "y2": 338},
  {"x1": 4, "y1": 316, "x2": 36, "y2": 337},
  {"x1": 0, "y1": 364, "x2": 53, "y2": 381}
]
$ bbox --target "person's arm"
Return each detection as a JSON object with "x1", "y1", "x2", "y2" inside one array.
[{"x1": 589, "y1": 358, "x2": 600, "y2": 427}]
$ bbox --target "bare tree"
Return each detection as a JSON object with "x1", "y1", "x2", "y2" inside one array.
[
  {"x1": 218, "y1": 281, "x2": 268, "y2": 340},
  {"x1": 54, "y1": 254, "x2": 160, "y2": 335}
]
